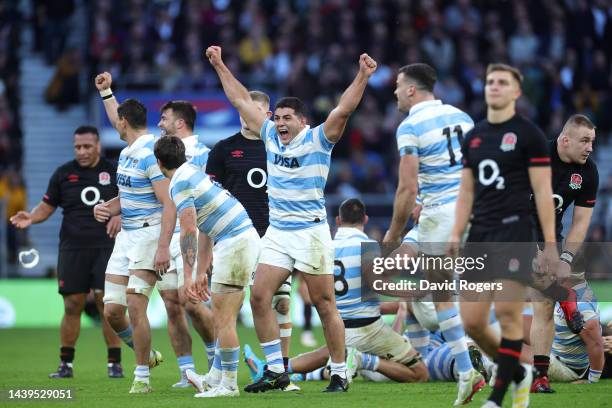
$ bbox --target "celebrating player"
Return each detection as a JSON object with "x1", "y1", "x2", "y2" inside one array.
[
  {"x1": 383, "y1": 63, "x2": 484, "y2": 405},
  {"x1": 449, "y1": 63, "x2": 560, "y2": 408},
  {"x1": 92, "y1": 91, "x2": 174, "y2": 394},
  {"x1": 155, "y1": 136, "x2": 260, "y2": 398},
  {"x1": 97, "y1": 71, "x2": 215, "y2": 387},
  {"x1": 205, "y1": 91, "x2": 298, "y2": 390},
  {"x1": 10, "y1": 126, "x2": 123, "y2": 378},
  {"x1": 206, "y1": 45, "x2": 377, "y2": 393}
]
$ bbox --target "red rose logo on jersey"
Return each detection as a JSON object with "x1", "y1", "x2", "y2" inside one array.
[
  {"x1": 500, "y1": 132, "x2": 517, "y2": 152},
  {"x1": 569, "y1": 173, "x2": 582, "y2": 190},
  {"x1": 99, "y1": 172, "x2": 111, "y2": 186},
  {"x1": 508, "y1": 258, "x2": 520, "y2": 273}
]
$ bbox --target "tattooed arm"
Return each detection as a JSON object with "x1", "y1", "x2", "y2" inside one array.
[{"x1": 179, "y1": 207, "x2": 199, "y2": 301}]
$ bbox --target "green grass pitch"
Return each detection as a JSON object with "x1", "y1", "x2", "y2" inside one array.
[{"x1": 0, "y1": 326, "x2": 610, "y2": 407}]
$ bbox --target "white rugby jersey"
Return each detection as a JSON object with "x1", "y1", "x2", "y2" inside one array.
[
  {"x1": 396, "y1": 100, "x2": 473, "y2": 207},
  {"x1": 333, "y1": 227, "x2": 379, "y2": 320},
  {"x1": 261, "y1": 119, "x2": 332, "y2": 230},
  {"x1": 552, "y1": 281, "x2": 600, "y2": 371},
  {"x1": 170, "y1": 162, "x2": 253, "y2": 242},
  {"x1": 117, "y1": 134, "x2": 164, "y2": 230}
]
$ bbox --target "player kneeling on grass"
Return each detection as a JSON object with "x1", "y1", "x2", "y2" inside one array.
[
  {"x1": 154, "y1": 136, "x2": 260, "y2": 398},
  {"x1": 245, "y1": 199, "x2": 429, "y2": 384}
]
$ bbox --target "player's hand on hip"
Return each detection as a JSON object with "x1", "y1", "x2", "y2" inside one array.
[
  {"x1": 93, "y1": 204, "x2": 111, "y2": 222},
  {"x1": 205, "y1": 46, "x2": 223, "y2": 67},
  {"x1": 106, "y1": 215, "x2": 121, "y2": 238},
  {"x1": 154, "y1": 245, "x2": 170, "y2": 275},
  {"x1": 9, "y1": 211, "x2": 32, "y2": 229},
  {"x1": 359, "y1": 53, "x2": 377, "y2": 76},
  {"x1": 94, "y1": 72, "x2": 112, "y2": 90}
]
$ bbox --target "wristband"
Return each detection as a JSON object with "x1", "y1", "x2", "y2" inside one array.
[
  {"x1": 560, "y1": 250, "x2": 575, "y2": 266},
  {"x1": 99, "y1": 88, "x2": 114, "y2": 99},
  {"x1": 588, "y1": 368, "x2": 601, "y2": 383}
]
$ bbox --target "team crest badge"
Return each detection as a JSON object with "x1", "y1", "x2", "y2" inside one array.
[
  {"x1": 500, "y1": 132, "x2": 517, "y2": 152},
  {"x1": 508, "y1": 258, "x2": 520, "y2": 273},
  {"x1": 569, "y1": 173, "x2": 582, "y2": 190},
  {"x1": 99, "y1": 172, "x2": 111, "y2": 186}
]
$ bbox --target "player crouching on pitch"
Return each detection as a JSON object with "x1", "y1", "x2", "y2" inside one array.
[{"x1": 154, "y1": 136, "x2": 260, "y2": 398}]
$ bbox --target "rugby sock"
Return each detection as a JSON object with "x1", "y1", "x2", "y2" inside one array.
[
  {"x1": 359, "y1": 369, "x2": 391, "y2": 382},
  {"x1": 209, "y1": 341, "x2": 222, "y2": 386},
  {"x1": 178, "y1": 355, "x2": 195, "y2": 376},
  {"x1": 304, "y1": 304, "x2": 313, "y2": 331},
  {"x1": 205, "y1": 341, "x2": 216, "y2": 370},
  {"x1": 287, "y1": 359, "x2": 294, "y2": 373},
  {"x1": 305, "y1": 367, "x2": 325, "y2": 381},
  {"x1": 60, "y1": 347, "x2": 75, "y2": 366},
  {"x1": 107, "y1": 347, "x2": 121, "y2": 364},
  {"x1": 220, "y1": 347, "x2": 240, "y2": 389},
  {"x1": 489, "y1": 338, "x2": 522, "y2": 406},
  {"x1": 437, "y1": 308, "x2": 473, "y2": 378},
  {"x1": 134, "y1": 365, "x2": 150, "y2": 383},
  {"x1": 533, "y1": 355, "x2": 550, "y2": 378},
  {"x1": 404, "y1": 315, "x2": 431, "y2": 358},
  {"x1": 261, "y1": 339, "x2": 284, "y2": 373},
  {"x1": 361, "y1": 353, "x2": 379, "y2": 371},
  {"x1": 329, "y1": 361, "x2": 347, "y2": 379},
  {"x1": 117, "y1": 325, "x2": 134, "y2": 349},
  {"x1": 283, "y1": 357, "x2": 290, "y2": 372}
]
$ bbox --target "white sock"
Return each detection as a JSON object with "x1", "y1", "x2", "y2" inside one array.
[
  {"x1": 134, "y1": 365, "x2": 150, "y2": 383},
  {"x1": 329, "y1": 362, "x2": 347, "y2": 379}
]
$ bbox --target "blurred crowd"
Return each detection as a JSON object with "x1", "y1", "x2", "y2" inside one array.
[
  {"x1": 84, "y1": 0, "x2": 612, "y2": 234},
  {"x1": 6, "y1": 0, "x2": 612, "y2": 265}
]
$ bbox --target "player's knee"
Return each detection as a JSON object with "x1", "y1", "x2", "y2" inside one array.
[
  {"x1": 63, "y1": 296, "x2": 84, "y2": 316},
  {"x1": 274, "y1": 297, "x2": 290, "y2": 316},
  {"x1": 250, "y1": 288, "x2": 272, "y2": 312},
  {"x1": 103, "y1": 304, "x2": 124, "y2": 326}
]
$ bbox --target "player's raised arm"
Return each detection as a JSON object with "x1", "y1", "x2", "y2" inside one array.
[
  {"x1": 94, "y1": 72, "x2": 121, "y2": 130},
  {"x1": 205, "y1": 46, "x2": 266, "y2": 137},
  {"x1": 323, "y1": 53, "x2": 377, "y2": 143}
]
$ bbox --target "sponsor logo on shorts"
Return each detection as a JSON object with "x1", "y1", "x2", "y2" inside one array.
[
  {"x1": 500, "y1": 132, "x2": 517, "y2": 152},
  {"x1": 569, "y1": 173, "x2": 582, "y2": 190},
  {"x1": 99, "y1": 171, "x2": 111, "y2": 185}
]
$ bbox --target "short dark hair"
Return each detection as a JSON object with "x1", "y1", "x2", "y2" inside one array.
[
  {"x1": 563, "y1": 114, "x2": 596, "y2": 132},
  {"x1": 398, "y1": 63, "x2": 437, "y2": 93},
  {"x1": 339, "y1": 198, "x2": 366, "y2": 225},
  {"x1": 154, "y1": 136, "x2": 186, "y2": 170},
  {"x1": 250, "y1": 90, "x2": 270, "y2": 109},
  {"x1": 74, "y1": 125, "x2": 99, "y2": 140},
  {"x1": 117, "y1": 98, "x2": 147, "y2": 129},
  {"x1": 274, "y1": 97, "x2": 308, "y2": 118},
  {"x1": 160, "y1": 100, "x2": 196, "y2": 130},
  {"x1": 486, "y1": 63, "x2": 524, "y2": 85}
]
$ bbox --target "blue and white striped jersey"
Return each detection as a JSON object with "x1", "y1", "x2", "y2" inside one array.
[
  {"x1": 396, "y1": 100, "x2": 473, "y2": 207},
  {"x1": 425, "y1": 340, "x2": 455, "y2": 381},
  {"x1": 173, "y1": 135, "x2": 210, "y2": 234},
  {"x1": 169, "y1": 162, "x2": 253, "y2": 243},
  {"x1": 117, "y1": 134, "x2": 164, "y2": 230},
  {"x1": 333, "y1": 227, "x2": 379, "y2": 320},
  {"x1": 261, "y1": 119, "x2": 333, "y2": 230},
  {"x1": 185, "y1": 135, "x2": 210, "y2": 169},
  {"x1": 552, "y1": 281, "x2": 600, "y2": 370}
]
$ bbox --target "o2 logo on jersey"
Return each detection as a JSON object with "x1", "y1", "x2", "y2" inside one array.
[
  {"x1": 81, "y1": 186, "x2": 103, "y2": 206},
  {"x1": 569, "y1": 173, "x2": 583, "y2": 190},
  {"x1": 247, "y1": 168, "x2": 267, "y2": 189},
  {"x1": 478, "y1": 159, "x2": 505, "y2": 190},
  {"x1": 500, "y1": 132, "x2": 517, "y2": 152},
  {"x1": 552, "y1": 194, "x2": 564, "y2": 213}
]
